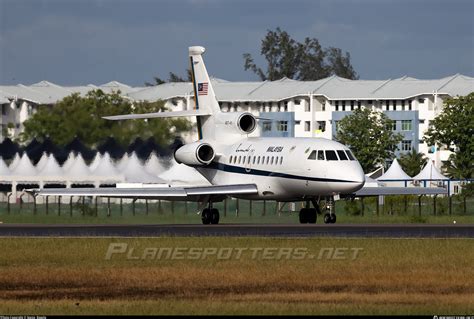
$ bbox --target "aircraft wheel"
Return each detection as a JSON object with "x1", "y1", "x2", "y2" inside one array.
[
  {"x1": 210, "y1": 208, "x2": 220, "y2": 224},
  {"x1": 299, "y1": 208, "x2": 308, "y2": 224},
  {"x1": 330, "y1": 214, "x2": 337, "y2": 224},
  {"x1": 324, "y1": 213, "x2": 332, "y2": 224},
  {"x1": 202, "y1": 208, "x2": 212, "y2": 225},
  {"x1": 308, "y1": 208, "x2": 317, "y2": 224}
]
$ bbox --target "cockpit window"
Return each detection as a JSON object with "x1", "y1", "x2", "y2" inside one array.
[
  {"x1": 337, "y1": 150, "x2": 348, "y2": 160},
  {"x1": 308, "y1": 150, "x2": 317, "y2": 160},
  {"x1": 317, "y1": 150, "x2": 325, "y2": 160},
  {"x1": 325, "y1": 150, "x2": 338, "y2": 161},
  {"x1": 345, "y1": 150, "x2": 356, "y2": 161}
]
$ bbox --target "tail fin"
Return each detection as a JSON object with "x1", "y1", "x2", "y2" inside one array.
[
  {"x1": 103, "y1": 46, "x2": 220, "y2": 141},
  {"x1": 188, "y1": 46, "x2": 221, "y2": 140}
]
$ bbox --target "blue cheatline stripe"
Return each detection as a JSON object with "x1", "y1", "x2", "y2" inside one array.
[
  {"x1": 189, "y1": 56, "x2": 203, "y2": 139},
  {"x1": 204, "y1": 162, "x2": 359, "y2": 183}
]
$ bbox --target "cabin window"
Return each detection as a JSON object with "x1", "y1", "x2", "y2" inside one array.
[
  {"x1": 317, "y1": 150, "x2": 325, "y2": 160},
  {"x1": 280, "y1": 157, "x2": 283, "y2": 165},
  {"x1": 337, "y1": 150, "x2": 349, "y2": 160},
  {"x1": 325, "y1": 150, "x2": 338, "y2": 161},
  {"x1": 229, "y1": 156, "x2": 233, "y2": 163},
  {"x1": 345, "y1": 150, "x2": 356, "y2": 161},
  {"x1": 253, "y1": 156, "x2": 256, "y2": 164},
  {"x1": 271, "y1": 156, "x2": 274, "y2": 165},
  {"x1": 266, "y1": 157, "x2": 270, "y2": 165},
  {"x1": 308, "y1": 150, "x2": 317, "y2": 160},
  {"x1": 238, "y1": 156, "x2": 242, "y2": 164},
  {"x1": 257, "y1": 156, "x2": 260, "y2": 164}
]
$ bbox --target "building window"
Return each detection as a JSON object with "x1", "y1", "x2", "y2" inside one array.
[
  {"x1": 350, "y1": 100, "x2": 355, "y2": 111},
  {"x1": 262, "y1": 121, "x2": 272, "y2": 132},
  {"x1": 392, "y1": 100, "x2": 397, "y2": 110},
  {"x1": 335, "y1": 101, "x2": 339, "y2": 111},
  {"x1": 386, "y1": 120, "x2": 396, "y2": 131},
  {"x1": 418, "y1": 98, "x2": 424, "y2": 104},
  {"x1": 316, "y1": 121, "x2": 326, "y2": 132},
  {"x1": 304, "y1": 121, "x2": 311, "y2": 132},
  {"x1": 304, "y1": 101, "x2": 310, "y2": 112},
  {"x1": 401, "y1": 100, "x2": 405, "y2": 110},
  {"x1": 408, "y1": 100, "x2": 412, "y2": 110},
  {"x1": 277, "y1": 121, "x2": 288, "y2": 132},
  {"x1": 419, "y1": 119, "x2": 425, "y2": 124},
  {"x1": 1, "y1": 105, "x2": 6, "y2": 115},
  {"x1": 357, "y1": 100, "x2": 361, "y2": 109},
  {"x1": 401, "y1": 140, "x2": 412, "y2": 151},
  {"x1": 342, "y1": 100, "x2": 346, "y2": 111},
  {"x1": 401, "y1": 120, "x2": 412, "y2": 131},
  {"x1": 385, "y1": 100, "x2": 389, "y2": 111},
  {"x1": 368, "y1": 100, "x2": 373, "y2": 105}
]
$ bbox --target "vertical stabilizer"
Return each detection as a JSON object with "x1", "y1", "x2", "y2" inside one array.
[{"x1": 189, "y1": 46, "x2": 221, "y2": 140}]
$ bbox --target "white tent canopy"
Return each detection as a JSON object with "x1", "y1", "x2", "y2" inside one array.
[
  {"x1": 91, "y1": 153, "x2": 124, "y2": 183},
  {"x1": 35, "y1": 153, "x2": 49, "y2": 171},
  {"x1": 38, "y1": 154, "x2": 64, "y2": 177},
  {"x1": 66, "y1": 154, "x2": 91, "y2": 178},
  {"x1": 8, "y1": 153, "x2": 21, "y2": 170},
  {"x1": 377, "y1": 158, "x2": 412, "y2": 181},
  {"x1": 11, "y1": 153, "x2": 37, "y2": 176},
  {"x1": 122, "y1": 152, "x2": 165, "y2": 183},
  {"x1": 144, "y1": 152, "x2": 168, "y2": 175},
  {"x1": 413, "y1": 161, "x2": 449, "y2": 180},
  {"x1": 0, "y1": 157, "x2": 11, "y2": 176},
  {"x1": 158, "y1": 158, "x2": 211, "y2": 186}
]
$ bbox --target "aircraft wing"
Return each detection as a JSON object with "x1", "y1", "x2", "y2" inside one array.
[
  {"x1": 353, "y1": 186, "x2": 448, "y2": 197},
  {"x1": 103, "y1": 110, "x2": 211, "y2": 121},
  {"x1": 26, "y1": 184, "x2": 258, "y2": 202}
]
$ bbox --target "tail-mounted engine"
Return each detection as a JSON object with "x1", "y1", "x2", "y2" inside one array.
[{"x1": 174, "y1": 141, "x2": 215, "y2": 166}]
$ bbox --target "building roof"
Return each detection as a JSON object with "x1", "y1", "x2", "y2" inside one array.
[{"x1": 1, "y1": 74, "x2": 472, "y2": 105}]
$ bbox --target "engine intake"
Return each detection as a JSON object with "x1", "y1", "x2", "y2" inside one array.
[
  {"x1": 238, "y1": 113, "x2": 257, "y2": 134},
  {"x1": 174, "y1": 142, "x2": 215, "y2": 166}
]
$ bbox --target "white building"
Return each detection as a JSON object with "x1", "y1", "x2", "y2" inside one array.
[{"x1": 1, "y1": 74, "x2": 473, "y2": 171}]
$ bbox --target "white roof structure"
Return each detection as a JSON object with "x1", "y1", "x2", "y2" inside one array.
[
  {"x1": 90, "y1": 153, "x2": 124, "y2": 183},
  {"x1": 115, "y1": 153, "x2": 129, "y2": 171},
  {"x1": 158, "y1": 159, "x2": 211, "y2": 186},
  {"x1": 8, "y1": 153, "x2": 21, "y2": 170},
  {"x1": 35, "y1": 153, "x2": 49, "y2": 171},
  {"x1": 10, "y1": 153, "x2": 37, "y2": 176},
  {"x1": 37, "y1": 154, "x2": 64, "y2": 179},
  {"x1": 126, "y1": 74, "x2": 474, "y2": 102},
  {"x1": 122, "y1": 152, "x2": 165, "y2": 183},
  {"x1": 1, "y1": 74, "x2": 472, "y2": 105},
  {"x1": 61, "y1": 153, "x2": 76, "y2": 171},
  {"x1": 144, "y1": 152, "x2": 167, "y2": 175},
  {"x1": 377, "y1": 158, "x2": 412, "y2": 181},
  {"x1": 89, "y1": 152, "x2": 103, "y2": 171},
  {"x1": 413, "y1": 161, "x2": 449, "y2": 180},
  {"x1": 66, "y1": 154, "x2": 91, "y2": 178},
  {"x1": 0, "y1": 158, "x2": 11, "y2": 177}
]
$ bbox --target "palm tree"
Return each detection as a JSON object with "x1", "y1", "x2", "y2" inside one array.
[{"x1": 399, "y1": 149, "x2": 428, "y2": 177}]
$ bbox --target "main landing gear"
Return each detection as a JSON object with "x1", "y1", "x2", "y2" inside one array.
[
  {"x1": 201, "y1": 203, "x2": 220, "y2": 225},
  {"x1": 299, "y1": 197, "x2": 337, "y2": 224},
  {"x1": 299, "y1": 200, "x2": 320, "y2": 224}
]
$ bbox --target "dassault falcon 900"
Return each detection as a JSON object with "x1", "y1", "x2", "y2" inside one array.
[{"x1": 31, "y1": 46, "x2": 370, "y2": 225}]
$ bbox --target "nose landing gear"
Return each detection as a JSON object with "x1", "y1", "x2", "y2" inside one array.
[{"x1": 323, "y1": 197, "x2": 336, "y2": 224}]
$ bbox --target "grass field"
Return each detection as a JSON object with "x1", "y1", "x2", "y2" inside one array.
[
  {"x1": 0, "y1": 195, "x2": 472, "y2": 225},
  {"x1": 0, "y1": 237, "x2": 473, "y2": 315}
]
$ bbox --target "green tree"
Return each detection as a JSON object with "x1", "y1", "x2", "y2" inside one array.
[
  {"x1": 19, "y1": 90, "x2": 191, "y2": 147},
  {"x1": 336, "y1": 108, "x2": 403, "y2": 173},
  {"x1": 145, "y1": 70, "x2": 192, "y2": 86},
  {"x1": 398, "y1": 149, "x2": 428, "y2": 177},
  {"x1": 243, "y1": 27, "x2": 358, "y2": 81},
  {"x1": 424, "y1": 93, "x2": 474, "y2": 179}
]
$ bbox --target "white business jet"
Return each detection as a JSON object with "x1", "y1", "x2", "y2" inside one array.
[{"x1": 31, "y1": 46, "x2": 366, "y2": 224}]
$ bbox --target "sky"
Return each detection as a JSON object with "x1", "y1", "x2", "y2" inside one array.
[{"x1": 0, "y1": 0, "x2": 473, "y2": 86}]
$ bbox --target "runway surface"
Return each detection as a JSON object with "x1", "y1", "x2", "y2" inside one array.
[{"x1": 0, "y1": 223, "x2": 473, "y2": 238}]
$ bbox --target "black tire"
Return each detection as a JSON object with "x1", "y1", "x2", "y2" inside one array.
[
  {"x1": 308, "y1": 208, "x2": 317, "y2": 224},
  {"x1": 210, "y1": 208, "x2": 220, "y2": 224},
  {"x1": 299, "y1": 208, "x2": 308, "y2": 224},
  {"x1": 330, "y1": 214, "x2": 336, "y2": 224},
  {"x1": 201, "y1": 208, "x2": 211, "y2": 225},
  {"x1": 324, "y1": 213, "x2": 331, "y2": 224}
]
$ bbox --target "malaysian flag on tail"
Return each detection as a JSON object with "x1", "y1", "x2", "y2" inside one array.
[{"x1": 198, "y1": 82, "x2": 208, "y2": 96}]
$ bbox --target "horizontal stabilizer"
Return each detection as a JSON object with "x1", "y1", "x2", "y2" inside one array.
[
  {"x1": 103, "y1": 110, "x2": 212, "y2": 121},
  {"x1": 354, "y1": 186, "x2": 448, "y2": 196}
]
